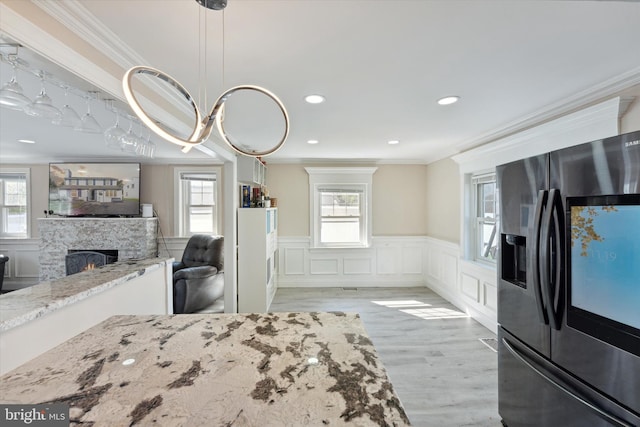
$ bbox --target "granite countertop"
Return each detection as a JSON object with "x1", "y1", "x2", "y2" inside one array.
[
  {"x1": 0, "y1": 312, "x2": 411, "y2": 426},
  {"x1": 0, "y1": 258, "x2": 171, "y2": 332}
]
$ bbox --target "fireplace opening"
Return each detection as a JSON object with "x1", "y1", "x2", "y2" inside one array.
[{"x1": 66, "y1": 250, "x2": 118, "y2": 276}]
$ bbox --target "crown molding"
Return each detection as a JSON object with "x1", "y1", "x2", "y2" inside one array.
[
  {"x1": 452, "y1": 97, "x2": 621, "y2": 174},
  {"x1": 0, "y1": 2, "x2": 121, "y2": 97},
  {"x1": 266, "y1": 157, "x2": 428, "y2": 165},
  {"x1": 33, "y1": 0, "x2": 146, "y2": 69},
  {"x1": 34, "y1": 1, "x2": 198, "y2": 119},
  {"x1": 454, "y1": 66, "x2": 640, "y2": 155}
]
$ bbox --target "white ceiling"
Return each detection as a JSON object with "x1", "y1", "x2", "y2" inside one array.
[{"x1": 1, "y1": 0, "x2": 640, "y2": 165}]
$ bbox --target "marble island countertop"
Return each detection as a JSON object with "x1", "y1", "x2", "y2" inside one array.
[
  {"x1": 0, "y1": 257, "x2": 172, "y2": 332},
  {"x1": 0, "y1": 312, "x2": 411, "y2": 426}
]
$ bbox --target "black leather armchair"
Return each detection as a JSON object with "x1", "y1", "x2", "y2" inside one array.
[
  {"x1": 0, "y1": 255, "x2": 8, "y2": 293},
  {"x1": 173, "y1": 235, "x2": 224, "y2": 314}
]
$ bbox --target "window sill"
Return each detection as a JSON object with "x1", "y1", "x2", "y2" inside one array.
[{"x1": 460, "y1": 258, "x2": 497, "y2": 273}]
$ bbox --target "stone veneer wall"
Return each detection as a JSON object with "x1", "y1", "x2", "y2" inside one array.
[{"x1": 38, "y1": 218, "x2": 158, "y2": 281}]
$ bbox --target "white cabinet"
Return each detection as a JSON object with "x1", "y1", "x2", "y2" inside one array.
[
  {"x1": 238, "y1": 156, "x2": 266, "y2": 186},
  {"x1": 238, "y1": 208, "x2": 278, "y2": 312}
]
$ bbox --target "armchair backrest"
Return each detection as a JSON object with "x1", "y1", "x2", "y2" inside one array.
[{"x1": 181, "y1": 235, "x2": 224, "y2": 270}]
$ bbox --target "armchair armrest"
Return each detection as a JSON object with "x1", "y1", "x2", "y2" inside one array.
[
  {"x1": 173, "y1": 265, "x2": 218, "y2": 281},
  {"x1": 172, "y1": 261, "x2": 186, "y2": 274}
]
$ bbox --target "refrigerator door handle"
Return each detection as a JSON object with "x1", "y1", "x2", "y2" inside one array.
[
  {"x1": 541, "y1": 189, "x2": 564, "y2": 330},
  {"x1": 549, "y1": 188, "x2": 564, "y2": 330},
  {"x1": 532, "y1": 189, "x2": 549, "y2": 325},
  {"x1": 502, "y1": 337, "x2": 633, "y2": 427}
]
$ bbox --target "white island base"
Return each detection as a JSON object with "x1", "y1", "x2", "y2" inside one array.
[{"x1": 0, "y1": 257, "x2": 173, "y2": 375}]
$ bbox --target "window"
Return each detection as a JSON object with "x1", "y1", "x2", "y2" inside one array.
[
  {"x1": 306, "y1": 167, "x2": 377, "y2": 248},
  {"x1": 174, "y1": 168, "x2": 220, "y2": 236},
  {"x1": 319, "y1": 186, "x2": 365, "y2": 246},
  {"x1": 0, "y1": 169, "x2": 29, "y2": 238},
  {"x1": 473, "y1": 172, "x2": 499, "y2": 263}
]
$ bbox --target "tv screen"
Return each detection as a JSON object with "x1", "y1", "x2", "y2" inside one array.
[{"x1": 49, "y1": 162, "x2": 141, "y2": 217}]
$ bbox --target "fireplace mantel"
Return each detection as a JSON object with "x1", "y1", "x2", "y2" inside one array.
[{"x1": 38, "y1": 217, "x2": 158, "y2": 281}]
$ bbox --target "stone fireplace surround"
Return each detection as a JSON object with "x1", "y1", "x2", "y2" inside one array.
[{"x1": 38, "y1": 218, "x2": 158, "y2": 281}]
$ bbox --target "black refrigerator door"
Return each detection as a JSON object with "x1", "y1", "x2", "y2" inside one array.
[
  {"x1": 499, "y1": 327, "x2": 640, "y2": 427},
  {"x1": 550, "y1": 130, "x2": 640, "y2": 416},
  {"x1": 497, "y1": 154, "x2": 550, "y2": 357}
]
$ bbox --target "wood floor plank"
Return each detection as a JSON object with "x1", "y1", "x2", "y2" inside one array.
[{"x1": 270, "y1": 287, "x2": 501, "y2": 426}]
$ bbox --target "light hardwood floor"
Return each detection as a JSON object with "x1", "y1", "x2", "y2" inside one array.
[{"x1": 270, "y1": 287, "x2": 501, "y2": 427}]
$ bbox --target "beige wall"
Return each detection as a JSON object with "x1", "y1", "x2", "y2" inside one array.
[
  {"x1": 265, "y1": 164, "x2": 309, "y2": 236},
  {"x1": 372, "y1": 165, "x2": 428, "y2": 236},
  {"x1": 266, "y1": 163, "x2": 429, "y2": 237},
  {"x1": 140, "y1": 164, "x2": 174, "y2": 236},
  {"x1": 424, "y1": 158, "x2": 460, "y2": 244}
]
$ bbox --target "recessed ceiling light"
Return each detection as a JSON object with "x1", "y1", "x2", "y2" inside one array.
[
  {"x1": 17, "y1": 139, "x2": 35, "y2": 144},
  {"x1": 437, "y1": 96, "x2": 460, "y2": 105},
  {"x1": 307, "y1": 139, "x2": 319, "y2": 144},
  {"x1": 304, "y1": 94, "x2": 325, "y2": 104},
  {"x1": 388, "y1": 140, "x2": 400, "y2": 145}
]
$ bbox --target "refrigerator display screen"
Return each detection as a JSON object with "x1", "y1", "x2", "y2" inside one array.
[{"x1": 567, "y1": 195, "x2": 640, "y2": 356}]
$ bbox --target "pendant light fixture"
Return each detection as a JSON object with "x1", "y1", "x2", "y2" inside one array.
[{"x1": 122, "y1": 0, "x2": 289, "y2": 157}]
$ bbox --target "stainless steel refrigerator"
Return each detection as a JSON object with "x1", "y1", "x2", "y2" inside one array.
[{"x1": 497, "y1": 130, "x2": 640, "y2": 426}]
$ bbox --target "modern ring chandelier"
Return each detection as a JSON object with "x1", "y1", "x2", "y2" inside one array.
[{"x1": 122, "y1": 0, "x2": 289, "y2": 157}]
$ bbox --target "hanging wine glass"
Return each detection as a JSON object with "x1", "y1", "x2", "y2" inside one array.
[
  {"x1": 145, "y1": 131, "x2": 156, "y2": 158},
  {"x1": 119, "y1": 116, "x2": 139, "y2": 153},
  {"x1": 52, "y1": 86, "x2": 81, "y2": 127},
  {"x1": 24, "y1": 72, "x2": 62, "y2": 121},
  {"x1": 134, "y1": 121, "x2": 149, "y2": 156},
  {"x1": 0, "y1": 57, "x2": 32, "y2": 111},
  {"x1": 104, "y1": 103, "x2": 126, "y2": 150},
  {"x1": 74, "y1": 91, "x2": 102, "y2": 133}
]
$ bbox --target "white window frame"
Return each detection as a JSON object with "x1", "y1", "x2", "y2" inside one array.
[
  {"x1": 173, "y1": 166, "x2": 222, "y2": 237},
  {"x1": 305, "y1": 167, "x2": 377, "y2": 248},
  {"x1": 0, "y1": 168, "x2": 30, "y2": 239},
  {"x1": 472, "y1": 172, "x2": 498, "y2": 264}
]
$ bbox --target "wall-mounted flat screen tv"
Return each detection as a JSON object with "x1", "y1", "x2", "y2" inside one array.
[{"x1": 49, "y1": 162, "x2": 141, "y2": 217}]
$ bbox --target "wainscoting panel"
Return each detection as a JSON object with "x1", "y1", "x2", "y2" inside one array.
[
  {"x1": 484, "y1": 282, "x2": 498, "y2": 311},
  {"x1": 422, "y1": 238, "x2": 497, "y2": 334},
  {"x1": 427, "y1": 248, "x2": 443, "y2": 283},
  {"x1": 458, "y1": 260, "x2": 498, "y2": 333},
  {"x1": 278, "y1": 236, "x2": 427, "y2": 288},
  {"x1": 442, "y1": 252, "x2": 458, "y2": 288},
  {"x1": 460, "y1": 273, "x2": 480, "y2": 302},
  {"x1": 401, "y1": 246, "x2": 423, "y2": 275},
  {"x1": 343, "y1": 257, "x2": 372, "y2": 275},
  {"x1": 14, "y1": 248, "x2": 40, "y2": 278},
  {"x1": 310, "y1": 259, "x2": 339, "y2": 275},
  {"x1": 0, "y1": 239, "x2": 40, "y2": 290},
  {"x1": 375, "y1": 247, "x2": 397, "y2": 275},
  {"x1": 284, "y1": 248, "x2": 305, "y2": 275}
]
